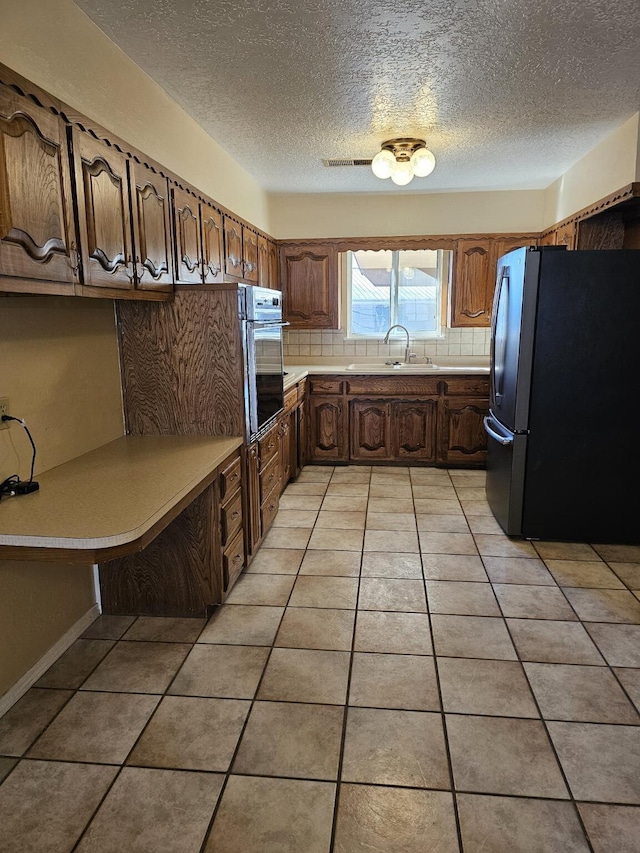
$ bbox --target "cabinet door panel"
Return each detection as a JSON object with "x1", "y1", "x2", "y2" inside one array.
[
  {"x1": 451, "y1": 239, "x2": 493, "y2": 327},
  {"x1": 309, "y1": 396, "x2": 348, "y2": 461},
  {"x1": 297, "y1": 400, "x2": 308, "y2": 470},
  {"x1": 268, "y1": 240, "x2": 279, "y2": 291},
  {"x1": 202, "y1": 203, "x2": 223, "y2": 283},
  {"x1": 392, "y1": 400, "x2": 438, "y2": 461},
  {"x1": 171, "y1": 187, "x2": 202, "y2": 284},
  {"x1": 247, "y1": 442, "x2": 262, "y2": 557},
  {"x1": 171, "y1": 187, "x2": 203, "y2": 284},
  {"x1": 224, "y1": 217, "x2": 243, "y2": 277},
  {"x1": 130, "y1": 162, "x2": 172, "y2": 291},
  {"x1": 243, "y1": 226, "x2": 259, "y2": 282},
  {"x1": 0, "y1": 90, "x2": 78, "y2": 292},
  {"x1": 279, "y1": 413, "x2": 292, "y2": 490},
  {"x1": 350, "y1": 400, "x2": 391, "y2": 460},
  {"x1": 74, "y1": 131, "x2": 134, "y2": 289},
  {"x1": 441, "y1": 396, "x2": 489, "y2": 465},
  {"x1": 257, "y1": 234, "x2": 269, "y2": 288},
  {"x1": 280, "y1": 243, "x2": 339, "y2": 328}
]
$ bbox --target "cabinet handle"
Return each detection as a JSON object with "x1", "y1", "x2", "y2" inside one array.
[
  {"x1": 231, "y1": 510, "x2": 240, "y2": 520},
  {"x1": 461, "y1": 309, "x2": 485, "y2": 318},
  {"x1": 69, "y1": 244, "x2": 80, "y2": 275},
  {"x1": 233, "y1": 554, "x2": 242, "y2": 565}
]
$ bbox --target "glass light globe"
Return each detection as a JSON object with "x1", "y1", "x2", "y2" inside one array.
[
  {"x1": 390, "y1": 159, "x2": 414, "y2": 186},
  {"x1": 371, "y1": 149, "x2": 395, "y2": 179},
  {"x1": 411, "y1": 146, "x2": 436, "y2": 177}
]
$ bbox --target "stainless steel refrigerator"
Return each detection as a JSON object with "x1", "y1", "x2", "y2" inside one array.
[{"x1": 484, "y1": 245, "x2": 640, "y2": 544}]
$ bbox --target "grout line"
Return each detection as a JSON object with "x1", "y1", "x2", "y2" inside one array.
[
  {"x1": 328, "y1": 466, "x2": 368, "y2": 853},
  {"x1": 417, "y1": 467, "x2": 466, "y2": 853}
]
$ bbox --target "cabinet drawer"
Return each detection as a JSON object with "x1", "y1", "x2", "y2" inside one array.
[
  {"x1": 284, "y1": 386, "x2": 298, "y2": 413},
  {"x1": 346, "y1": 377, "x2": 440, "y2": 396},
  {"x1": 443, "y1": 376, "x2": 490, "y2": 396},
  {"x1": 259, "y1": 423, "x2": 279, "y2": 467},
  {"x1": 223, "y1": 528, "x2": 245, "y2": 594},
  {"x1": 297, "y1": 378, "x2": 307, "y2": 400},
  {"x1": 308, "y1": 377, "x2": 344, "y2": 395},
  {"x1": 261, "y1": 486, "x2": 280, "y2": 533},
  {"x1": 260, "y1": 452, "x2": 280, "y2": 499},
  {"x1": 221, "y1": 490, "x2": 243, "y2": 546},
  {"x1": 219, "y1": 453, "x2": 242, "y2": 501}
]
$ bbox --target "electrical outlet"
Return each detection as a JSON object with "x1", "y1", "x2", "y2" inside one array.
[{"x1": 0, "y1": 397, "x2": 9, "y2": 430}]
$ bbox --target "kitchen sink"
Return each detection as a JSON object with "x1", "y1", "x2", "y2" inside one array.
[{"x1": 345, "y1": 362, "x2": 439, "y2": 372}]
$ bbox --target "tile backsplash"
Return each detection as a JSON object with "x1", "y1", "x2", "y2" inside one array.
[{"x1": 283, "y1": 327, "x2": 491, "y2": 359}]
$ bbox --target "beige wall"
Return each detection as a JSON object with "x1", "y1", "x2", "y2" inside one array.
[
  {"x1": 267, "y1": 189, "x2": 547, "y2": 240},
  {"x1": 0, "y1": 296, "x2": 123, "y2": 699},
  {"x1": 0, "y1": 0, "x2": 269, "y2": 231},
  {"x1": 0, "y1": 561, "x2": 96, "y2": 696},
  {"x1": 0, "y1": 297, "x2": 123, "y2": 480},
  {"x1": 543, "y1": 113, "x2": 640, "y2": 228}
]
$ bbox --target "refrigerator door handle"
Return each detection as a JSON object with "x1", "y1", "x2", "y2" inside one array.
[
  {"x1": 491, "y1": 267, "x2": 509, "y2": 406},
  {"x1": 484, "y1": 415, "x2": 514, "y2": 446}
]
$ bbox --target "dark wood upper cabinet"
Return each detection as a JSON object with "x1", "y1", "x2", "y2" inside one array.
[
  {"x1": 451, "y1": 239, "x2": 493, "y2": 328},
  {"x1": 72, "y1": 130, "x2": 135, "y2": 292},
  {"x1": 553, "y1": 222, "x2": 576, "y2": 250},
  {"x1": 268, "y1": 240, "x2": 279, "y2": 291},
  {"x1": 0, "y1": 89, "x2": 79, "y2": 294},
  {"x1": 171, "y1": 186, "x2": 202, "y2": 284},
  {"x1": 201, "y1": 202, "x2": 224, "y2": 283},
  {"x1": 224, "y1": 216, "x2": 243, "y2": 278},
  {"x1": 242, "y1": 226, "x2": 259, "y2": 283},
  {"x1": 129, "y1": 162, "x2": 173, "y2": 292},
  {"x1": 257, "y1": 235, "x2": 269, "y2": 288},
  {"x1": 451, "y1": 235, "x2": 536, "y2": 327},
  {"x1": 279, "y1": 242, "x2": 339, "y2": 328}
]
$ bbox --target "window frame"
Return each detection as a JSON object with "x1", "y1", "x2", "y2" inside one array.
[{"x1": 342, "y1": 248, "x2": 450, "y2": 340}]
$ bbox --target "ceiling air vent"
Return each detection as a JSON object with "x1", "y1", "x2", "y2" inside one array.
[{"x1": 322, "y1": 158, "x2": 373, "y2": 167}]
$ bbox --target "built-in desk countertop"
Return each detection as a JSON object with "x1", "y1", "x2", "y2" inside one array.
[{"x1": 0, "y1": 435, "x2": 243, "y2": 563}]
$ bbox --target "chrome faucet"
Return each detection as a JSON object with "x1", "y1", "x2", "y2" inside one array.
[{"x1": 383, "y1": 324, "x2": 414, "y2": 363}]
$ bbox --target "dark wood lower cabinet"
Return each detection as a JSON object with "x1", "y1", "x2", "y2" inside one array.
[
  {"x1": 392, "y1": 400, "x2": 438, "y2": 461},
  {"x1": 350, "y1": 400, "x2": 391, "y2": 460},
  {"x1": 308, "y1": 376, "x2": 488, "y2": 467},
  {"x1": 440, "y1": 396, "x2": 490, "y2": 465},
  {"x1": 309, "y1": 395, "x2": 349, "y2": 461}
]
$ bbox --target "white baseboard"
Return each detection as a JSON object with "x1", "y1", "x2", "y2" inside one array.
[{"x1": 0, "y1": 603, "x2": 101, "y2": 718}]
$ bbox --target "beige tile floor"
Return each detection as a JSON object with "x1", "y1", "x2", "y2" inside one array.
[{"x1": 1, "y1": 464, "x2": 640, "y2": 852}]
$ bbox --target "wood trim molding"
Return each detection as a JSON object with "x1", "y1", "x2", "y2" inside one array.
[
  {"x1": 277, "y1": 233, "x2": 538, "y2": 252},
  {"x1": 540, "y1": 182, "x2": 640, "y2": 237}
]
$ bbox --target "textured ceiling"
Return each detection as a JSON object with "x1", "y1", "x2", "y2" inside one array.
[{"x1": 74, "y1": 0, "x2": 640, "y2": 193}]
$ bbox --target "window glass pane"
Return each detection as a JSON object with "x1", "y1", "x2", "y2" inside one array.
[
  {"x1": 397, "y1": 250, "x2": 439, "y2": 334},
  {"x1": 350, "y1": 250, "x2": 392, "y2": 336}
]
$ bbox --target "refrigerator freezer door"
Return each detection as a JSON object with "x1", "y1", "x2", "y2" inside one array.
[
  {"x1": 484, "y1": 413, "x2": 527, "y2": 536},
  {"x1": 490, "y1": 247, "x2": 545, "y2": 433}
]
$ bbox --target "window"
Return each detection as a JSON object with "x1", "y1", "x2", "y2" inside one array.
[{"x1": 345, "y1": 249, "x2": 449, "y2": 338}]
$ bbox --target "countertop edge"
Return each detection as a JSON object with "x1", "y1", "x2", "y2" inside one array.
[{"x1": 0, "y1": 435, "x2": 243, "y2": 553}]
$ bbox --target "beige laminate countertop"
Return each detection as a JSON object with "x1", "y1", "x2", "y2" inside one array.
[
  {"x1": 0, "y1": 435, "x2": 243, "y2": 559},
  {"x1": 283, "y1": 360, "x2": 489, "y2": 389}
]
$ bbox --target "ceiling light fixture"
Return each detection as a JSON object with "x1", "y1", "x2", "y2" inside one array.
[{"x1": 371, "y1": 138, "x2": 436, "y2": 186}]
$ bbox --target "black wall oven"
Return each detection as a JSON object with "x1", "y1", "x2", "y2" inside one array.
[{"x1": 240, "y1": 285, "x2": 287, "y2": 441}]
